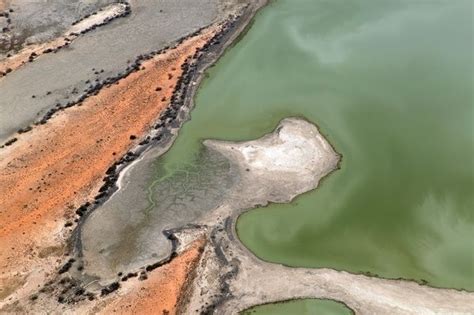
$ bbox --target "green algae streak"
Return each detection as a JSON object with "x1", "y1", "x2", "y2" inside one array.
[
  {"x1": 153, "y1": 0, "x2": 473, "y2": 290},
  {"x1": 241, "y1": 299, "x2": 353, "y2": 315}
]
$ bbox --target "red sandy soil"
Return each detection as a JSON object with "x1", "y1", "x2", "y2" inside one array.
[
  {"x1": 98, "y1": 239, "x2": 206, "y2": 315},
  {"x1": 0, "y1": 26, "x2": 218, "y2": 303}
]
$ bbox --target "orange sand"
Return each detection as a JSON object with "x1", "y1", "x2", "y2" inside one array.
[
  {"x1": 0, "y1": 26, "x2": 217, "y2": 301},
  {"x1": 100, "y1": 239, "x2": 206, "y2": 315}
]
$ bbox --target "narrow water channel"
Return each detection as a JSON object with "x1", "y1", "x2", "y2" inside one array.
[
  {"x1": 142, "y1": 0, "x2": 472, "y2": 290},
  {"x1": 241, "y1": 299, "x2": 352, "y2": 315}
]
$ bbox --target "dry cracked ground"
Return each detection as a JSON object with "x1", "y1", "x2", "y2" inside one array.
[{"x1": 0, "y1": 0, "x2": 473, "y2": 314}]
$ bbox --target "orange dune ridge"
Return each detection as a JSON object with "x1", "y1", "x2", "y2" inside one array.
[
  {"x1": 0, "y1": 25, "x2": 218, "y2": 299},
  {"x1": 98, "y1": 239, "x2": 206, "y2": 315}
]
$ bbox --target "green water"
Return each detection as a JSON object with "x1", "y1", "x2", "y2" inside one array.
[
  {"x1": 154, "y1": 0, "x2": 474, "y2": 290},
  {"x1": 241, "y1": 299, "x2": 353, "y2": 315}
]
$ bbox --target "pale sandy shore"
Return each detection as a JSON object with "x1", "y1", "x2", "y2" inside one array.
[{"x1": 179, "y1": 118, "x2": 474, "y2": 314}]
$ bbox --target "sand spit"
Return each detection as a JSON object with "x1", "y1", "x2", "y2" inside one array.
[
  {"x1": 0, "y1": 25, "x2": 220, "y2": 307},
  {"x1": 187, "y1": 216, "x2": 474, "y2": 314},
  {"x1": 0, "y1": 2, "x2": 130, "y2": 77},
  {"x1": 177, "y1": 118, "x2": 473, "y2": 314},
  {"x1": 85, "y1": 116, "x2": 471, "y2": 314}
]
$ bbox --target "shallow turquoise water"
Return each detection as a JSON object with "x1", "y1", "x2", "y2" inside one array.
[{"x1": 153, "y1": 0, "x2": 473, "y2": 290}]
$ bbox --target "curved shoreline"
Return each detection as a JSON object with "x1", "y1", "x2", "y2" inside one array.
[
  {"x1": 0, "y1": 1, "x2": 269, "y2": 311},
  {"x1": 1, "y1": 0, "x2": 471, "y2": 313},
  {"x1": 174, "y1": 118, "x2": 473, "y2": 314},
  {"x1": 73, "y1": 0, "x2": 268, "y2": 277},
  {"x1": 240, "y1": 298, "x2": 355, "y2": 315}
]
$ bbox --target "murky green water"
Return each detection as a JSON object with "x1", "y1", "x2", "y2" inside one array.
[
  {"x1": 153, "y1": 0, "x2": 473, "y2": 290},
  {"x1": 241, "y1": 299, "x2": 352, "y2": 315}
]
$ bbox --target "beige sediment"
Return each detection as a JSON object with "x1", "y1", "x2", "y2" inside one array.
[
  {"x1": 0, "y1": 25, "x2": 218, "y2": 304},
  {"x1": 171, "y1": 118, "x2": 474, "y2": 314},
  {"x1": 0, "y1": 37, "x2": 67, "y2": 75},
  {"x1": 0, "y1": 3, "x2": 127, "y2": 76}
]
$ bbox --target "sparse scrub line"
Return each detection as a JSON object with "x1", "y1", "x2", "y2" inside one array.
[
  {"x1": 0, "y1": 1, "x2": 131, "y2": 78},
  {"x1": 66, "y1": 15, "x2": 240, "y2": 225},
  {"x1": 22, "y1": 14, "x2": 244, "y2": 304},
  {"x1": 0, "y1": 14, "x2": 238, "y2": 150},
  {"x1": 70, "y1": 0, "x2": 131, "y2": 28},
  {"x1": 34, "y1": 224, "x2": 205, "y2": 305}
]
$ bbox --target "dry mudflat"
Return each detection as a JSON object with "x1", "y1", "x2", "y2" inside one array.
[
  {"x1": 0, "y1": 23, "x2": 223, "y2": 308},
  {"x1": 0, "y1": 0, "x2": 264, "y2": 312},
  {"x1": 0, "y1": 0, "x2": 226, "y2": 143},
  {"x1": 0, "y1": 0, "x2": 117, "y2": 55},
  {"x1": 0, "y1": 2, "x2": 129, "y2": 77}
]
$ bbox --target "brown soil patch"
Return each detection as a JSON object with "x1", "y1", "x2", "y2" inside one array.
[
  {"x1": 0, "y1": 274, "x2": 26, "y2": 301},
  {"x1": 99, "y1": 239, "x2": 206, "y2": 315},
  {"x1": 0, "y1": 26, "x2": 218, "y2": 302}
]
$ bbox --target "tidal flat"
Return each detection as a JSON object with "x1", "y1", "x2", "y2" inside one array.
[{"x1": 81, "y1": 145, "x2": 238, "y2": 280}]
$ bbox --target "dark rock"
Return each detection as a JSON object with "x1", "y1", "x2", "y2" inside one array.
[
  {"x1": 100, "y1": 282, "x2": 120, "y2": 296},
  {"x1": 18, "y1": 126, "x2": 32, "y2": 134},
  {"x1": 58, "y1": 258, "x2": 75, "y2": 274},
  {"x1": 4, "y1": 137, "x2": 17, "y2": 146}
]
